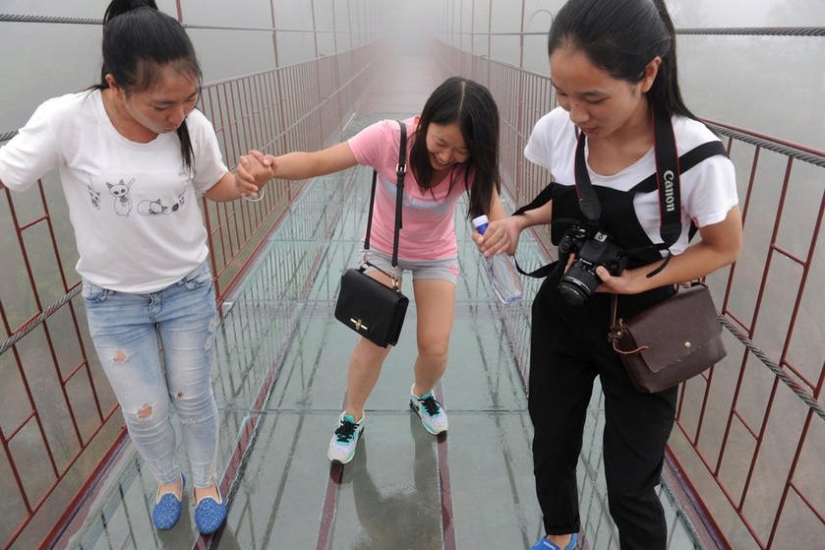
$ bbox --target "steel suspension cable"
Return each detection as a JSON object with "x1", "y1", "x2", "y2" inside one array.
[
  {"x1": 718, "y1": 315, "x2": 825, "y2": 421},
  {"x1": 678, "y1": 27, "x2": 825, "y2": 37},
  {"x1": 2, "y1": 12, "x2": 824, "y2": 37},
  {"x1": 0, "y1": 13, "x2": 101, "y2": 25}
]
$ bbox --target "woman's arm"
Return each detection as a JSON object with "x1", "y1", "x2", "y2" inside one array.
[
  {"x1": 486, "y1": 187, "x2": 506, "y2": 221},
  {"x1": 474, "y1": 199, "x2": 554, "y2": 257},
  {"x1": 268, "y1": 142, "x2": 358, "y2": 180},
  {"x1": 596, "y1": 205, "x2": 743, "y2": 294},
  {"x1": 205, "y1": 140, "x2": 360, "y2": 202},
  {"x1": 203, "y1": 151, "x2": 275, "y2": 202}
]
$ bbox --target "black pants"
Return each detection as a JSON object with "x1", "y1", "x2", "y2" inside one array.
[{"x1": 528, "y1": 274, "x2": 677, "y2": 550}]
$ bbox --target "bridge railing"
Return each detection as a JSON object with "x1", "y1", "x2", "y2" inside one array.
[
  {"x1": 2, "y1": 20, "x2": 823, "y2": 550},
  {"x1": 431, "y1": 39, "x2": 825, "y2": 550}
]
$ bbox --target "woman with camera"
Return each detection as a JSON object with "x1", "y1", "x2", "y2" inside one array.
[{"x1": 473, "y1": 1, "x2": 742, "y2": 549}]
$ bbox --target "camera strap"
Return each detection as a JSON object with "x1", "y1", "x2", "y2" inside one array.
[
  {"x1": 575, "y1": 106, "x2": 680, "y2": 245},
  {"x1": 514, "y1": 108, "x2": 727, "y2": 279},
  {"x1": 652, "y1": 106, "x2": 682, "y2": 250},
  {"x1": 573, "y1": 106, "x2": 721, "y2": 277}
]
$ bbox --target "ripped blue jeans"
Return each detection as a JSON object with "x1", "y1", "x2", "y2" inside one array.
[{"x1": 82, "y1": 261, "x2": 220, "y2": 489}]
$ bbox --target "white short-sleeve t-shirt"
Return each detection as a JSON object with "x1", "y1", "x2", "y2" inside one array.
[
  {"x1": 0, "y1": 90, "x2": 228, "y2": 292},
  {"x1": 524, "y1": 107, "x2": 738, "y2": 256}
]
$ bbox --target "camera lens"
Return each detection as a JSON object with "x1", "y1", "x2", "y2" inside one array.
[
  {"x1": 557, "y1": 279, "x2": 589, "y2": 306},
  {"x1": 558, "y1": 260, "x2": 602, "y2": 306}
]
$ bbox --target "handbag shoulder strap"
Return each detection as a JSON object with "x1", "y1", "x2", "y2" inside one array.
[
  {"x1": 363, "y1": 121, "x2": 407, "y2": 267},
  {"x1": 392, "y1": 121, "x2": 407, "y2": 265}
]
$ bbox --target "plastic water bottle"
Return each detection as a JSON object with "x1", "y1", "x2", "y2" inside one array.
[{"x1": 472, "y1": 215, "x2": 523, "y2": 304}]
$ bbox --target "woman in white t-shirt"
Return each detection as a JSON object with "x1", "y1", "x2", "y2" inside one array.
[
  {"x1": 265, "y1": 77, "x2": 506, "y2": 465},
  {"x1": 0, "y1": 0, "x2": 271, "y2": 535},
  {"x1": 474, "y1": 1, "x2": 742, "y2": 549}
]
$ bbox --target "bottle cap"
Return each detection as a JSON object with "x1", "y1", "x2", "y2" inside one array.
[{"x1": 472, "y1": 215, "x2": 489, "y2": 233}]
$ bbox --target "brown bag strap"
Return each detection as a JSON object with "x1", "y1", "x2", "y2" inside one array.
[{"x1": 608, "y1": 294, "x2": 649, "y2": 355}]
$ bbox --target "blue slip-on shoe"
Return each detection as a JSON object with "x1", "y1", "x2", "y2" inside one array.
[
  {"x1": 530, "y1": 532, "x2": 578, "y2": 550},
  {"x1": 195, "y1": 488, "x2": 227, "y2": 535},
  {"x1": 152, "y1": 473, "x2": 185, "y2": 530}
]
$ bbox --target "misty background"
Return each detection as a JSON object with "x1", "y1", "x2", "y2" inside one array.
[
  {"x1": 0, "y1": 3, "x2": 822, "y2": 548},
  {"x1": 1, "y1": 0, "x2": 824, "y2": 149}
]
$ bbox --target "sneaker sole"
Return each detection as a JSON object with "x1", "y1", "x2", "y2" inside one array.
[
  {"x1": 328, "y1": 453, "x2": 355, "y2": 465},
  {"x1": 409, "y1": 402, "x2": 448, "y2": 435}
]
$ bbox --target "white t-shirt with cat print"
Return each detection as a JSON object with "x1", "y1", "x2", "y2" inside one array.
[{"x1": 0, "y1": 90, "x2": 228, "y2": 292}]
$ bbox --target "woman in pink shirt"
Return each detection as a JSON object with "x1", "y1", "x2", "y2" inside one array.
[{"x1": 266, "y1": 77, "x2": 505, "y2": 464}]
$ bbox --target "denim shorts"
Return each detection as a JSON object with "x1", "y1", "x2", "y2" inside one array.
[{"x1": 363, "y1": 247, "x2": 458, "y2": 285}]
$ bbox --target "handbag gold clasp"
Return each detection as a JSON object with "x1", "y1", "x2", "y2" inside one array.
[{"x1": 350, "y1": 318, "x2": 368, "y2": 332}]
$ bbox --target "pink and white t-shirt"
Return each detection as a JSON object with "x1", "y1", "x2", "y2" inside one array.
[{"x1": 348, "y1": 117, "x2": 472, "y2": 260}]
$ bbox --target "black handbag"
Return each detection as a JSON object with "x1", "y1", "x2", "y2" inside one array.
[
  {"x1": 333, "y1": 121, "x2": 409, "y2": 347},
  {"x1": 608, "y1": 283, "x2": 727, "y2": 393}
]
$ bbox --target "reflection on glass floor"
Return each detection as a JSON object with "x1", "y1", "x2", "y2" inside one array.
[{"x1": 58, "y1": 114, "x2": 705, "y2": 550}]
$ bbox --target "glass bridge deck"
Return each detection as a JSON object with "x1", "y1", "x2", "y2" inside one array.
[{"x1": 56, "y1": 58, "x2": 704, "y2": 550}]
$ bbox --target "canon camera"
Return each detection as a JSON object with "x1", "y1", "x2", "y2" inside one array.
[{"x1": 557, "y1": 226, "x2": 627, "y2": 306}]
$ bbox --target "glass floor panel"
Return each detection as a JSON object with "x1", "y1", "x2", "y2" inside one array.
[{"x1": 56, "y1": 61, "x2": 703, "y2": 550}]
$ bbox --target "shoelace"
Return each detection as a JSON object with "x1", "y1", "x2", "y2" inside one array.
[
  {"x1": 419, "y1": 394, "x2": 441, "y2": 416},
  {"x1": 335, "y1": 420, "x2": 358, "y2": 442}
]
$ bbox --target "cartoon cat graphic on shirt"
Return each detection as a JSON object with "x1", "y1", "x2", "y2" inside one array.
[
  {"x1": 137, "y1": 190, "x2": 186, "y2": 215},
  {"x1": 107, "y1": 178, "x2": 134, "y2": 216},
  {"x1": 101, "y1": 177, "x2": 187, "y2": 217}
]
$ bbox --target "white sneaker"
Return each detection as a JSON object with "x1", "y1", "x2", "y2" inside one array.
[
  {"x1": 327, "y1": 412, "x2": 364, "y2": 464},
  {"x1": 409, "y1": 385, "x2": 448, "y2": 435}
]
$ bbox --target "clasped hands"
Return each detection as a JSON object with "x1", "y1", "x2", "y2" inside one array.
[{"x1": 235, "y1": 150, "x2": 275, "y2": 199}]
